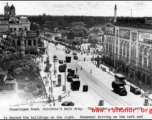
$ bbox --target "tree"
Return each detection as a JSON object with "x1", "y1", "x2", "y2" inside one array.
[{"x1": 88, "y1": 35, "x2": 99, "y2": 47}]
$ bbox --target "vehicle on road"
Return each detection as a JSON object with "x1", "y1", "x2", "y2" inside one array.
[
  {"x1": 59, "y1": 64, "x2": 67, "y2": 72},
  {"x1": 71, "y1": 78, "x2": 80, "y2": 91},
  {"x1": 61, "y1": 101, "x2": 74, "y2": 106},
  {"x1": 59, "y1": 60, "x2": 64, "y2": 64},
  {"x1": 112, "y1": 74, "x2": 127, "y2": 96},
  {"x1": 73, "y1": 52, "x2": 77, "y2": 55},
  {"x1": 130, "y1": 85, "x2": 141, "y2": 95},
  {"x1": 67, "y1": 70, "x2": 75, "y2": 82},
  {"x1": 66, "y1": 56, "x2": 71, "y2": 63},
  {"x1": 73, "y1": 55, "x2": 78, "y2": 60}
]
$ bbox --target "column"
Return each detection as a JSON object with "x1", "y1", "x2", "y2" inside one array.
[
  {"x1": 142, "y1": 57, "x2": 144, "y2": 67},
  {"x1": 15, "y1": 40, "x2": 17, "y2": 46},
  {"x1": 31, "y1": 40, "x2": 34, "y2": 46},
  {"x1": 114, "y1": 28, "x2": 117, "y2": 55},
  {"x1": 147, "y1": 57, "x2": 149, "y2": 67},
  {"x1": 125, "y1": 45, "x2": 127, "y2": 58},
  {"x1": 122, "y1": 45, "x2": 123, "y2": 57},
  {"x1": 36, "y1": 40, "x2": 38, "y2": 47},
  {"x1": 117, "y1": 30, "x2": 120, "y2": 59},
  {"x1": 26, "y1": 40, "x2": 28, "y2": 47},
  {"x1": 129, "y1": 30, "x2": 132, "y2": 63},
  {"x1": 136, "y1": 31, "x2": 139, "y2": 66}
]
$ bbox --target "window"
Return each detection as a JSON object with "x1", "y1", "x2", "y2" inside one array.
[
  {"x1": 144, "y1": 57, "x2": 147, "y2": 67},
  {"x1": 10, "y1": 28, "x2": 12, "y2": 32},
  {"x1": 25, "y1": 28, "x2": 27, "y2": 31},
  {"x1": 28, "y1": 40, "x2": 31, "y2": 46},
  {"x1": 14, "y1": 28, "x2": 16, "y2": 31},
  {"x1": 17, "y1": 40, "x2": 20, "y2": 46},
  {"x1": 120, "y1": 42, "x2": 123, "y2": 57},
  {"x1": 139, "y1": 46, "x2": 143, "y2": 65},
  {"x1": 19, "y1": 28, "x2": 22, "y2": 31},
  {"x1": 127, "y1": 43, "x2": 129, "y2": 60},
  {"x1": 144, "y1": 47, "x2": 148, "y2": 56},
  {"x1": 34, "y1": 40, "x2": 36, "y2": 46},
  {"x1": 123, "y1": 43, "x2": 126, "y2": 58},
  {"x1": 149, "y1": 50, "x2": 152, "y2": 69}
]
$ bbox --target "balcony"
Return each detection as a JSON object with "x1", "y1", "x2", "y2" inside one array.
[{"x1": 104, "y1": 31, "x2": 115, "y2": 36}]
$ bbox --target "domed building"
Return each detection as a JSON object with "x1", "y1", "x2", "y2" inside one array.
[
  {"x1": 4, "y1": 3, "x2": 15, "y2": 16},
  {"x1": 10, "y1": 4, "x2": 15, "y2": 16},
  {"x1": 4, "y1": 2, "x2": 10, "y2": 16}
]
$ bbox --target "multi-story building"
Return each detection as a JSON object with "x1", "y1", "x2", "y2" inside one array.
[
  {"x1": 0, "y1": 3, "x2": 42, "y2": 55},
  {"x1": 104, "y1": 16, "x2": 152, "y2": 86}
]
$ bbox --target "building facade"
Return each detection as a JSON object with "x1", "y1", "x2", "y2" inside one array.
[
  {"x1": 104, "y1": 17, "x2": 152, "y2": 86},
  {"x1": 0, "y1": 3, "x2": 42, "y2": 55}
]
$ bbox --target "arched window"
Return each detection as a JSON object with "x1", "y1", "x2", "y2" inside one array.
[
  {"x1": 120, "y1": 41, "x2": 123, "y2": 57},
  {"x1": 127, "y1": 43, "x2": 129, "y2": 59},
  {"x1": 149, "y1": 49, "x2": 152, "y2": 69},
  {"x1": 123, "y1": 42, "x2": 126, "y2": 58},
  {"x1": 144, "y1": 47, "x2": 148, "y2": 56},
  {"x1": 139, "y1": 46, "x2": 143, "y2": 66}
]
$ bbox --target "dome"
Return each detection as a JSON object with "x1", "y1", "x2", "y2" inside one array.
[
  {"x1": 4, "y1": 3, "x2": 9, "y2": 9},
  {"x1": 10, "y1": 4, "x2": 15, "y2": 9}
]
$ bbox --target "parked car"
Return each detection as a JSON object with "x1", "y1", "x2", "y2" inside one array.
[
  {"x1": 73, "y1": 55, "x2": 78, "y2": 60},
  {"x1": 61, "y1": 101, "x2": 74, "y2": 106},
  {"x1": 130, "y1": 85, "x2": 141, "y2": 95}
]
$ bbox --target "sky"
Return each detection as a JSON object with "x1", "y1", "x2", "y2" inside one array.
[{"x1": 0, "y1": 1, "x2": 152, "y2": 17}]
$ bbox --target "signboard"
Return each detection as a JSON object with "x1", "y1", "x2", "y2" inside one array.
[
  {"x1": 119, "y1": 29, "x2": 130, "y2": 39},
  {"x1": 139, "y1": 32, "x2": 152, "y2": 44}
]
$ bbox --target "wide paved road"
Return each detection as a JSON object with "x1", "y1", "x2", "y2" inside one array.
[{"x1": 48, "y1": 42, "x2": 145, "y2": 106}]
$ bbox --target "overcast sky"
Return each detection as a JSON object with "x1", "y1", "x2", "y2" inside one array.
[{"x1": 0, "y1": 1, "x2": 151, "y2": 17}]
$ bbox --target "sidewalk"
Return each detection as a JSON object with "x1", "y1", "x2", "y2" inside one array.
[{"x1": 91, "y1": 61, "x2": 152, "y2": 102}]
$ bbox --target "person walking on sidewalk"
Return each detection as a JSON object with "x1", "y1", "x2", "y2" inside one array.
[
  {"x1": 76, "y1": 68, "x2": 78, "y2": 73},
  {"x1": 84, "y1": 57, "x2": 86, "y2": 62}
]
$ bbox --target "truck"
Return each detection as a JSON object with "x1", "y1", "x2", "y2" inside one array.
[
  {"x1": 71, "y1": 78, "x2": 80, "y2": 91},
  {"x1": 66, "y1": 56, "x2": 71, "y2": 63},
  {"x1": 112, "y1": 74, "x2": 127, "y2": 96}
]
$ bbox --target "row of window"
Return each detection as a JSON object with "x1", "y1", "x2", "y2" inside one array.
[
  {"x1": 10, "y1": 27, "x2": 27, "y2": 32},
  {"x1": 12, "y1": 40, "x2": 37, "y2": 46}
]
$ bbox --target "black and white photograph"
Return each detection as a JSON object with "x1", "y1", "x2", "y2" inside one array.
[{"x1": 0, "y1": 1, "x2": 152, "y2": 108}]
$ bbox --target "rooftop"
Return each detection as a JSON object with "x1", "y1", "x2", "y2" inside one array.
[{"x1": 115, "y1": 17, "x2": 152, "y2": 29}]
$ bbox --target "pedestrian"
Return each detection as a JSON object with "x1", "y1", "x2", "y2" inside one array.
[
  {"x1": 81, "y1": 67, "x2": 82, "y2": 70},
  {"x1": 84, "y1": 57, "x2": 86, "y2": 62},
  {"x1": 76, "y1": 68, "x2": 78, "y2": 73}
]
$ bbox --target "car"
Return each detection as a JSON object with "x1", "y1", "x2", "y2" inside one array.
[
  {"x1": 61, "y1": 101, "x2": 74, "y2": 106},
  {"x1": 59, "y1": 60, "x2": 64, "y2": 64},
  {"x1": 73, "y1": 55, "x2": 78, "y2": 60},
  {"x1": 130, "y1": 85, "x2": 141, "y2": 95},
  {"x1": 73, "y1": 52, "x2": 77, "y2": 55}
]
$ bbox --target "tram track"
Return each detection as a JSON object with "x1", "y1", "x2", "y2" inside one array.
[{"x1": 68, "y1": 61, "x2": 131, "y2": 106}]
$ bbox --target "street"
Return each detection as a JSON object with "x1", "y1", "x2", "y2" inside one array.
[{"x1": 45, "y1": 42, "x2": 148, "y2": 106}]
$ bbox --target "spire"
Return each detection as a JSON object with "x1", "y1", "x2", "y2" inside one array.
[{"x1": 115, "y1": 4, "x2": 117, "y2": 10}]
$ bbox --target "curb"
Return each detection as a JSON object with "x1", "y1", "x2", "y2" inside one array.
[{"x1": 90, "y1": 61, "x2": 152, "y2": 102}]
